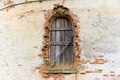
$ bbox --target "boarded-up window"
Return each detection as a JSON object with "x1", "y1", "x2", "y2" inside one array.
[{"x1": 50, "y1": 17, "x2": 74, "y2": 67}]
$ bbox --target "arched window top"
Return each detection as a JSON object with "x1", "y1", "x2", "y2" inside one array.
[
  {"x1": 50, "y1": 17, "x2": 73, "y2": 31},
  {"x1": 50, "y1": 16, "x2": 73, "y2": 25}
]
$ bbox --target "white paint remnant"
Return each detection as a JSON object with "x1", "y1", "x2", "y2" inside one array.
[{"x1": 0, "y1": 0, "x2": 120, "y2": 80}]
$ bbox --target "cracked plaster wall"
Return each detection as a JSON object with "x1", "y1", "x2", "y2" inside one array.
[{"x1": 0, "y1": 0, "x2": 120, "y2": 80}]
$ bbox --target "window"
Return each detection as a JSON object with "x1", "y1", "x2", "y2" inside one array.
[
  {"x1": 45, "y1": 17, "x2": 77, "y2": 73},
  {"x1": 44, "y1": 6, "x2": 78, "y2": 74},
  {"x1": 50, "y1": 17, "x2": 74, "y2": 67}
]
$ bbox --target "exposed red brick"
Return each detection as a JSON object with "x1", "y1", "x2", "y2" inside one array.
[
  {"x1": 90, "y1": 62, "x2": 95, "y2": 64},
  {"x1": 94, "y1": 69, "x2": 103, "y2": 73},
  {"x1": 80, "y1": 72, "x2": 86, "y2": 75},
  {"x1": 98, "y1": 61, "x2": 104, "y2": 64},
  {"x1": 110, "y1": 74, "x2": 116, "y2": 77},
  {"x1": 42, "y1": 73, "x2": 49, "y2": 78},
  {"x1": 53, "y1": 4, "x2": 60, "y2": 8},
  {"x1": 103, "y1": 74, "x2": 109, "y2": 77},
  {"x1": 38, "y1": 54, "x2": 44, "y2": 57},
  {"x1": 86, "y1": 71, "x2": 93, "y2": 73},
  {"x1": 79, "y1": 59, "x2": 88, "y2": 64}
]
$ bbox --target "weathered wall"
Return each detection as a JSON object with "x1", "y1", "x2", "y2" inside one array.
[{"x1": 0, "y1": 0, "x2": 120, "y2": 80}]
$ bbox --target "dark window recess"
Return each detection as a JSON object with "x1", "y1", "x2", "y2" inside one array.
[{"x1": 50, "y1": 17, "x2": 74, "y2": 67}]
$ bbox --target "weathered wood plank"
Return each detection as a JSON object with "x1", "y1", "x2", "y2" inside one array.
[
  {"x1": 68, "y1": 19, "x2": 74, "y2": 65},
  {"x1": 50, "y1": 19, "x2": 56, "y2": 65},
  {"x1": 55, "y1": 18, "x2": 61, "y2": 65},
  {"x1": 50, "y1": 42, "x2": 73, "y2": 46},
  {"x1": 64, "y1": 18, "x2": 68, "y2": 65},
  {"x1": 50, "y1": 28, "x2": 73, "y2": 31},
  {"x1": 59, "y1": 18, "x2": 63, "y2": 65},
  {"x1": 45, "y1": 68, "x2": 78, "y2": 73}
]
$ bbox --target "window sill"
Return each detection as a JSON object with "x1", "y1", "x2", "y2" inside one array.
[{"x1": 45, "y1": 68, "x2": 78, "y2": 74}]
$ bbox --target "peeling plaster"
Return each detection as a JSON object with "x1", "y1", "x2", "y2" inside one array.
[{"x1": 1, "y1": 0, "x2": 120, "y2": 80}]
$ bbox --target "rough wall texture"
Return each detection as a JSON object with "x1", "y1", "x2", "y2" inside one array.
[{"x1": 0, "y1": 0, "x2": 120, "y2": 80}]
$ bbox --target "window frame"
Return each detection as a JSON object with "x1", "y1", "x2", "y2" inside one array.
[{"x1": 45, "y1": 16, "x2": 77, "y2": 73}]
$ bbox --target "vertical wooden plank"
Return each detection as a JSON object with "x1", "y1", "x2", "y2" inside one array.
[
  {"x1": 50, "y1": 46, "x2": 53, "y2": 65},
  {"x1": 67, "y1": 45, "x2": 70, "y2": 65},
  {"x1": 59, "y1": 18, "x2": 63, "y2": 65},
  {"x1": 65, "y1": 18, "x2": 70, "y2": 65},
  {"x1": 64, "y1": 18, "x2": 68, "y2": 65},
  {"x1": 68, "y1": 18, "x2": 71, "y2": 65},
  {"x1": 50, "y1": 19, "x2": 56, "y2": 65},
  {"x1": 56, "y1": 18, "x2": 60, "y2": 42},
  {"x1": 50, "y1": 46, "x2": 56, "y2": 65},
  {"x1": 68, "y1": 18, "x2": 74, "y2": 65},
  {"x1": 62, "y1": 18, "x2": 65, "y2": 66},
  {"x1": 55, "y1": 18, "x2": 61, "y2": 66},
  {"x1": 71, "y1": 45, "x2": 74, "y2": 65}
]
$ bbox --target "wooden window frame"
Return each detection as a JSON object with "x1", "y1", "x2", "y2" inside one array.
[{"x1": 45, "y1": 16, "x2": 77, "y2": 73}]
